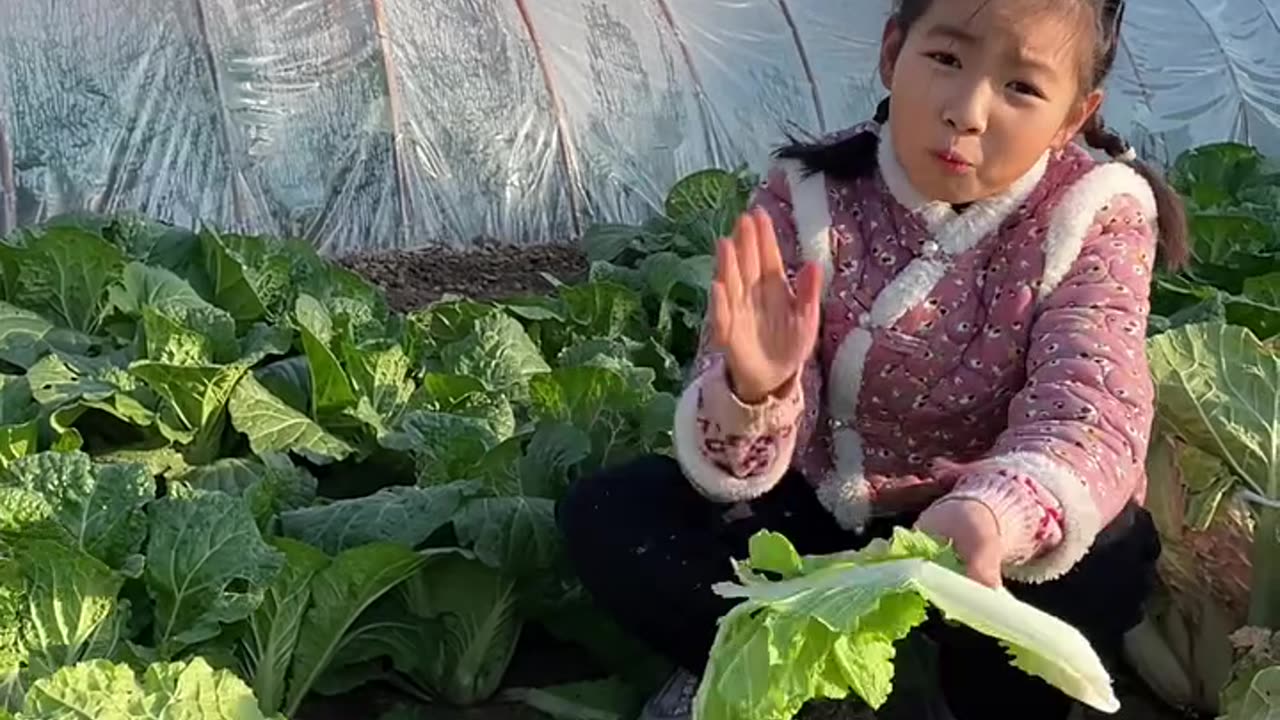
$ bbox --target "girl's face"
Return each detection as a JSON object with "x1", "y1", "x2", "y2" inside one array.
[{"x1": 879, "y1": 0, "x2": 1103, "y2": 204}]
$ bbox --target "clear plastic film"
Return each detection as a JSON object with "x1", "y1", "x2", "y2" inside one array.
[{"x1": 1, "y1": 0, "x2": 1278, "y2": 252}]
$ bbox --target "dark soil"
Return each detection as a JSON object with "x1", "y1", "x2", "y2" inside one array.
[
  {"x1": 311, "y1": 244, "x2": 1190, "y2": 720},
  {"x1": 336, "y1": 241, "x2": 589, "y2": 312}
]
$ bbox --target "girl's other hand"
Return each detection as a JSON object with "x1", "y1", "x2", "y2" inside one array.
[
  {"x1": 915, "y1": 499, "x2": 1004, "y2": 588},
  {"x1": 709, "y1": 208, "x2": 823, "y2": 404}
]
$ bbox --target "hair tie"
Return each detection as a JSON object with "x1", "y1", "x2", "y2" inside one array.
[{"x1": 1118, "y1": 146, "x2": 1137, "y2": 162}]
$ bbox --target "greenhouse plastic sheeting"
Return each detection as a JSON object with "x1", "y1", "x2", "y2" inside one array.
[{"x1": 2, "y1": 0, "x2": 1279, "y2": 253}]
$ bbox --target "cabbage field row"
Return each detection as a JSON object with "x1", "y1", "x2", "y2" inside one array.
[
  {"x1": 1125, "y1": 144, "x2": 1278, "y2": 720},
  {"x1": 0, "y1": 144, "x2": 1272, "y2": 719}
]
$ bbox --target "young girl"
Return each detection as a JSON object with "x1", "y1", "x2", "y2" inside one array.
[{"x1": 558, "y1": 0, "x2": 1188, "y2": 717}]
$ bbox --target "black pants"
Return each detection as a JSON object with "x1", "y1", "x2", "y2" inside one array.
[{"x1": 556, "y1": 454, "x2": 1161, "y2": 720}]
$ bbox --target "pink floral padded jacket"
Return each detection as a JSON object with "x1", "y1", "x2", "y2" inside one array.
[{"x1": 672, "y1": 122, "x2": 1161, "y2": 583}]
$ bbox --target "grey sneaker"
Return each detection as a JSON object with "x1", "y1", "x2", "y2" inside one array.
[{"x1": 640, "y1": 669, "x2": 700, "y2": 720}]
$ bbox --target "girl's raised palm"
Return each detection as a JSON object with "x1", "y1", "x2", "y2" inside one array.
[{"x1": 709, "y1": 208, "x2": 824, "y2": 404}]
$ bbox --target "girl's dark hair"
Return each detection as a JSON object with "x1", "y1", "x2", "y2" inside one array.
[{"x1": 776, "y1": 0, "x2": 1190, "y2": 270}]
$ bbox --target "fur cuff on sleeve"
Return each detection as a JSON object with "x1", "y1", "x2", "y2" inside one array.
[
  {"x1": 945, "y1": 472, "x2": 1059, "y2": 566},
  {"x1": 671, "y1": 366, "x2": 800, "y2": 503},
  {"x1": 979, "y1": 452, "x2": 1102, "y2": 584}
]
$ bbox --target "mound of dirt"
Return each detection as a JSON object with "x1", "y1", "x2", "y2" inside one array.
[{"x1": 337, "y1": 242, "x2": 589, "y2": 312}]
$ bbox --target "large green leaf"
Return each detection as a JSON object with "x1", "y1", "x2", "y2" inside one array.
[
  {"x1": 1244, "y1": 272, "x2": 1280, "y2": 307},
  {"x1": 0, "y1": 228, "x2": 125, "y2": 334},
  {"x1": 1170, "y1": 143, "x2": 1274, "y2": 210},
  {"x1": 476, "y1": 422, "x2": 590, "y2": 499},
  {"x1": 201, "y1": 229, "x2": 375, "y2": 331},
  {"x1": 557, "y1": 282, "x2": 647, "y2": 340},
  {"x1": 395, "y1": 553, "x2": 522, "y2": 705},
  {"x1": 6, "y1": 538, "x2": 125, "y2": 684},
  {"x1": 145, "y1": 490, "x2": 285, "y2": 657},
  {"x1": 239, "y1": 538, "x2": 330, "y2": 715},
  {"x1": 279, "y1": 483, "x2": 471, "y2": 555},
  {"x1": 528, "y1": 366, "x2": 652, "y2": 427},
  {"x1": 661, "y1": 168, "x2": 754, "y2": 256},
  {"x1": 27, "y1": 353, "x2": 158, "y2": 432},
  {"x1": 129, "y1": 362, "x2": 249, "y2": 460},
  {"x1": 528, "y1": 366, "x2": 669, "y2": 469},
  {"x1": 97, "y1": 213, "x2": 209, "y2": 291},
  {"x1": 107, "y1": 263, "x2": 238, "y2": 366},
  {"x1": 228, "y1": 374, "x2": 353, "y2": 465},
  {"x1": 293, "y1": 295, "x2": 356, "y2": 416},
  {"x1": 0, "y1": 377, "x2": 39, "y2": 467},
  {"x1": 0, "y1": 559, "x2": 24, "y2": 707},
  {"x1": 438, "y1": 313, "x2": 550, "y2": 393},
  {"x1": 106, "y1": 262, "x2": 209, "y2": 317},
  {"x1": 238, "y1": 324, "x2": 294, "y2": 367},
  {"x1": 0, "y1": 452, "x2": 153, "y2": 570},
  {"x1": 285, "y1": 542, "x2": 425, "y2": 717},
  {"x1": 253, "y1": 358, "x2": 310, "y2": 415},
  {"x1": 20, "y1": 657, "x2": 277, "y2": 719},
  {"x1": 175, "y1": 455, "x2": 317, "y2": 533},
  {"x1": 306, "y1": 594, "x2": 430, "y2": 698},
  {"x1": 664, "y1": 169, "x2": 751, "y2": 225},
  {"x1": 303, "y1": 267, "x2": 391, "y2": 325},
  {"x1": 0, "y1": 303, "x2": 96, "y2": 371},
  {"x1": 382, "y1": 410, "x2": 503, "y2": 485},
  {"x1": 200, "y1": 231, "x2": 296, "y2": 324},
  {"x1": 1222, "y1": 666, "x2": 1280, "y2": 720},
  {"x1": 306, "y1": 551, "x2": 476, "y2": 699},
  {"x1": 580, "y1": 224, "x2": 650, "y2": 264},
  {"x1": 339, "y1": 341, "x2": 414, "y2": 424},
  {"x1": 1147, "y1": 323, "x2": 1278, "y2": 502},
  {"x1": 412, "y1": 374, "x2": 515, "y2": 440},
  {"x1": 1235, "y1": 273, "x2": 1280, "y2": 339},
  {"x1": 408, "y1": 300, "x2": 498, "y2": 347},
  {"x1": 452, "y1": 496, "x2": 559, "y2": 576},
  {"x1": 1147, "y1": 323, "x2": 1279, "y2": 626},
  {"x1": 1187, "y1": 214, "x2": 1276, "y2": 269}
]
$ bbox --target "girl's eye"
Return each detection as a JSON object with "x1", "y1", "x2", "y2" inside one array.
[
  {"x1": 926, "y1": 52, "x2": 961, "y2": 68},
  {"x1": 1009, "y1": 80, "x2": 1045, "y2": 98}
]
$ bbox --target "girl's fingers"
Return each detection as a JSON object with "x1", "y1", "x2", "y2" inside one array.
[
  {"x1": 966, "y1": 545, "x2": 1004, "y2": 589},
  {"x1": 792, "y1": 263, "x2": 824, "y2": 354},
  {"x1": 753, "y1": 208, "x2": 785, "y2": 278},
  {"x1": 734, "y1": 213, "x2": 761, "y2": 287},
  {"x1": 708, "y1": 281, "x2": 732, "y2": 348},
  {"x1": 791, "y1": 261, "x2": 824, "y2": 314},
  {"x1": 717, "y1": 238, "x2": 743, "y2": 303}
]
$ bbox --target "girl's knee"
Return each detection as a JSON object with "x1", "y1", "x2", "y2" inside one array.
[{"x1": 556, "y1": 453, "x2": 685, "y2": 542}]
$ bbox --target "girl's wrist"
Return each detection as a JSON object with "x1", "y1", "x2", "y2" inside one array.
[{"x1": 726, "y1": 366, "x2": 794, "y2": 405}]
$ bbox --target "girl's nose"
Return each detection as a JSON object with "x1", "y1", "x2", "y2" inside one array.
[
  {"x1": 943, "y1": 91, "x2": 989, "y2": 135},
  {"x1": 944, "y1": 109, "x2": 986, "y2": 135}
]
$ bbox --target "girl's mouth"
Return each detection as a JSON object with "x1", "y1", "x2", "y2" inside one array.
[{"x1": 933, "y1": 150, "x2": 974, "y2": 174}]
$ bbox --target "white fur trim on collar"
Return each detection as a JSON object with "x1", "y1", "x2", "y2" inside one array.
[
  {"x1": 877, "y1": 123, "x2": 1049, "y2": 249},
  {"x1": 985, "y1": 452, "x2": 1103, "y2": 584},
  {"x1": 672, "y1": 372, "x2": 787, "y2": 503},
  {"x1": 1038, "y1": 162, "x2": 1159, "y2": 301},
  {"x1": 815, "y1": 430, "x2": 873, "y2": 532},
  {"x1": 778, "y1": 159, "x2": 835, "y2": 296},
  {"x1": 827, "y1": 327, "x2": 873, "y2": 419}
]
